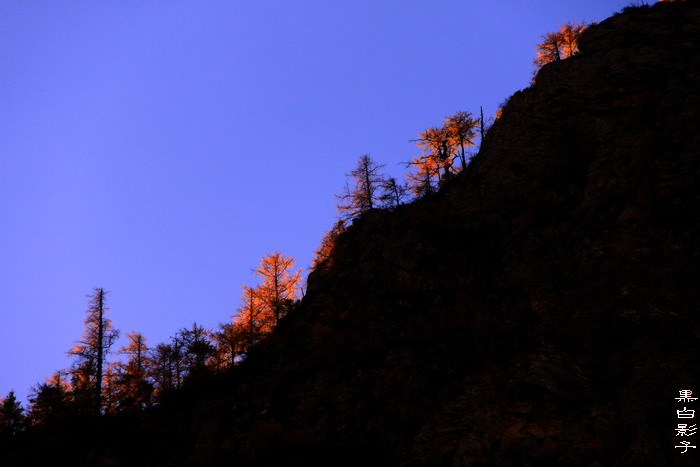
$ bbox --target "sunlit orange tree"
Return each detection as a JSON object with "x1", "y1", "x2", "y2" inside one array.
[
  {"x1": 444, "y1": 111, "x2": 479, "y2": 170},
  {"x1": 406, "y1": 125, "x2": 457, "y2": 196},
  {"x1": 233, "y1": 284, "x2": 266, "y2": 353},
  {"x1": 534, "y1": 21, "x2": 589, "y2": 72},
  {"x1": 254, "y1": 251, "x2": 302, "y2": 326},
  {"x1": 312, "y1": 220, "x2": 347, "y2": 270}
]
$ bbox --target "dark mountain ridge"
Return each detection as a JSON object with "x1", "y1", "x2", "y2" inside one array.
[{"x1": 5, "y1": 2, "x2": 700, "y2": 465}]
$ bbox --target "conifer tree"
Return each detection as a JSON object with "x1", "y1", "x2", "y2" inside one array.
[
  {"x1": 178, "y1": 323, "x2": 215, "y2": 375},
  {"x1": 114, "y1": 331, "x2": 152, "y2": 411},
  {"x1": 406, "y1": 154, "x2": 439, "y2": 197},
  {"x1": 149, "y1": 342, "x2": 176, "y2": 398},
  {"x1": 444, "y1": 111, "x2": 479, "y2": 169},
  {"x1": 534, "y1": 22, "x2": 588, "y2": 72},
  {"x1": 254, "y1": 251, "x2": 302, "y2": 326},
  {"x1": 406, "y1": 125, "x2": 457, "y2": 195},
  {"x1": 379, "y1": 177, "x2": 409, "y2": 209},
  {"x1": 27, "y1": 371, "x2": 70, "y2": 426},
  {"x1": 336, "y1": 154, "x2": 386, "y2": 219},
  {"x1": 212, "y1": 323, "x2": 241, "y2": 369},
  {"x1": 0, "y1": 391, "x2": 24, "y2": 438},
  {"x1": 312, "y1": 220, "x2": 347, "y2": 270},
  {"x1": 68, "y1": 288, "x2": 120, "y2": 415},
  {"x1": 234, "y1": 285, "x2": 265, "y2": 353}
]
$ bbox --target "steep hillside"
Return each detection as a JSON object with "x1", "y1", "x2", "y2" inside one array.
[
  {"x1": 5, "y1": 2, "x2": 700, "y2": 466},
  {"x1": 188, "y1": 3, "x2": 700, "y2": 465}
]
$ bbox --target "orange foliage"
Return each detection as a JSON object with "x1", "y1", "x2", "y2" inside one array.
[
  {"x1": 534, "y1": 22, "x2": 589, "y2": 70},
  {"x1": 312, "y1": 220, "x2": 346, "y2": 269}
]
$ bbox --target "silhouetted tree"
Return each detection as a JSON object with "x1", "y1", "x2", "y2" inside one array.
[
  {"x1": 68, "y1": 288, "x2": 120, "y2": 415},
  {"x1": 212, "y1": 323, "x2": 241, "y2": 369},
  {"x1": 27, "y1": 371, "x2": 70, "y2": 426},
  {"x1": 149, "y1": 342, "x2": 176, "y2": 397},
  {"x1": 0, "y1": 391, "x2": 24, "y2": 438},
  {"x1": 337, "y1": 154, "x2": 386, "y2": 219},
  {"x1": 378, "y1": 176, "x2": 409, "y2": 208},
  {"x1": 179, "y1": 323, "x2": 215, "y2": 376}
]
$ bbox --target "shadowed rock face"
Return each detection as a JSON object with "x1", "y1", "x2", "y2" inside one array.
[
  {"x1": 5, "y1": 2, "x2": 699, "y2": 466},
  {"x1": 201, "y1": 3, "x2": 699, "y2": 465},
  {"x1": 165, "y1": 3, "x2": 700, "y2": 466},
  {"x1": 271, "y1": 3, "x2": 700, "y2": 465}
]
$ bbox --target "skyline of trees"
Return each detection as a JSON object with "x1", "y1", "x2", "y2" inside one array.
[
  {"x1": 4, "y1": 99, "x2": 492, "y2": 433},
  {"x1": 5, "y1": 250, "x2": 303, "y2": 430}
]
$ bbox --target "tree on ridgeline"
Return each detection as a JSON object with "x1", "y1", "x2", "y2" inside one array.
[
  {"x1": 0, "y1": 391, "x2": 25, "y2": 439},
  {"x1": 444, "y1": 111, "x2": 479, "y2": 170},
  {"x1": 406, "y1": 157, "x2": 439, "y2": 197},
  {"x1": 113, "y1": 331, "x2": 153, "y2": 411},
  {"x1": 27, "y1": 371, "x2": 70, "y2": 426},
  {"x1": 254, "y1": 251, "x2": 302, "y2": 326},
  {"x1": 533, "y1": 22, "x2": 589, "y2": 73},
  {"x1": 212, "y1": 323, "x2": 241, "y2": 369},
  {"x1": 406, "y1": 124, "x2": 459, "y2": 196},
  {"x1": 312, "y1": 219, "x2": 347, "y2": 270},
  {"x1": 178, "y1": 323, "x2": 215, "y2": 377},
  {"x1": 234, "y1": 285, "x2": 265, "y2": 353},
  {"x1": 378, "y1": 177, "x2": 409, "y2": 209},
  {"x1": 67, "y1": 288, "x2": 120, "y2": 415},
  {"x1": 149, "y1": 342, "x2": 176, "y2": 398},
  {"x1": 336, "y1": 154, "x2": 386, "y2": 219},
  {"x1": 414, "y1": 126, "x2": 456, "y2": 180}
]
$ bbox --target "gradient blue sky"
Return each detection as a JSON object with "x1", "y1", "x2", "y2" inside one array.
[{"x1": 1, "y1": 0, "x2": 635, "y2": 404}]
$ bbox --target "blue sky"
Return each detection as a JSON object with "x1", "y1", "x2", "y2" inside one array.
[{"x1": 1, "y1": 0, "x2": 635, "y2": 404}]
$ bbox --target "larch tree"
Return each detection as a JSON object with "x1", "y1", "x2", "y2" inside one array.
[
  {"x1": 378, "y1": 177, "x2": 409, "y2": 209},
  {"x1": 149, "y1": 342, "x2": 176, "y2": 397},
  {"x1": 414, "y1": 126, "x2": 456, "y2": 179},
  {"x1": 534, "y1": 21, "x2": 589, "y2": 72},
  {"x1": 336, "y1": 154, "x2": 386, "y2": 220},
  {"x1": 68, "y1": 288, "x2": 120, "y2": 415},
  {"x1": 254, "y1": 251, "x2": 302, "y2": 326},
  {"x1": 212, "y1": 323, "x2": 241, "y2": 369},
  {"x1": 115, "y1": 331, "x2": 152, "y2": 411},
  {"x1": 234, "y1": 285, "x2": 265, "y2": 352},
  {"x1": 406, "y1": 125, "x2": 457, "y2": 196},
  {"x1": 27, "y1": 371, "x2": 70, "y2": 426},
  {"x1": 178, "y1": 322, "x2": 215, "y2": 376},
  {"x1": 444, "y1": 110, "x2": 479, "y2": 170},
  {"x1": 312, "y1": 220, "x2": 347, "y2": 270}
]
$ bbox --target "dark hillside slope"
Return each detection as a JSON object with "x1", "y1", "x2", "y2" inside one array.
[
  {"x1": 190, "y1": 3, "x2": 700, "y2": 465},
  {"x1": 5, "y1": 2, "x2": 700, "y2": 466}
]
